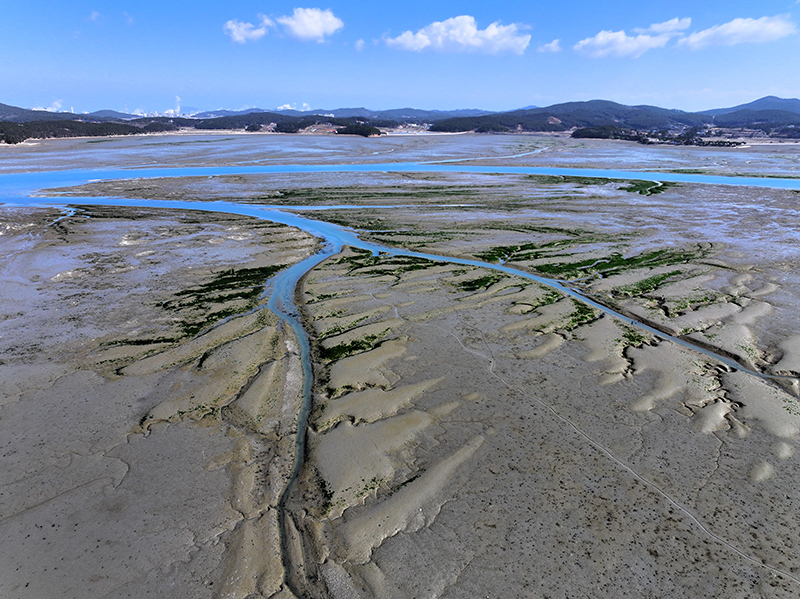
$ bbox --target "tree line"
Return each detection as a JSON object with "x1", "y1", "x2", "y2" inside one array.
[{"x1": 0, "y1": 114, "x2": 397, "y2": 144}]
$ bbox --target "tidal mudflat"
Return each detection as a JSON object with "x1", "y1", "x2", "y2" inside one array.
[{"x1": 4, "y1": 133, "x2": 800, "y2": 598}]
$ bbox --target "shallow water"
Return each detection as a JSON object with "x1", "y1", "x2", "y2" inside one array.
[{"x1": 4, "y1": 162, "x2": 800, "y2": 199}]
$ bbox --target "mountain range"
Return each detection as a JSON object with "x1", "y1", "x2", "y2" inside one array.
[
  {"x1": 0, "y1": 103, "x2": 495, "y2": 123},
  {"x1": 2, "y1": 96, "x2": 800, "y2": 145},
  {"x1": 2, "y1": 96, "x2": 798, "y2": 125}
]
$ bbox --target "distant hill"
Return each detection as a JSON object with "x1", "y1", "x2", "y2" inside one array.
[
  {"x1": 193, "y1": 108, "x2": 271, "y2": 118},
  {"x1": 367, "y1": 108, "x2": 493, "y2": 121},
  {"x1": 430, "y1": 100, "x2": 709, "y2": 133},
  {"x1": 710, "y1": 109, "x2": 800, "y2": 127},
  {"x1": 0, "y1": 103, "x2": 125, "y2": 123},
  {"x1": 4, "y1": 96, "x2": 800, "y2": 144},
  {"x1": 88, "y1": 109, "x2": 138, "y2": 120},
  {"x1": 0, "y1": 103, "x2": 81, "y2": 122},
  {"x1": 271, "y1": 107, "x2": 494, "y2": 121},
  {"x1": 193, "y1": 107, "x2": 492, "y2": 121},
  {"x1": 701, "y1": 96, "x2": 800, "y2": 117}
]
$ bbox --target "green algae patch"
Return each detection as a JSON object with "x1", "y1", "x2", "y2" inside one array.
[
  {"x1": 526, "y1": 174, "x2": 614, "y2": 186},
  {"x1": 158, "y1": 264, "x2": 287, "y2": 337},
  {"x1": 565, "y1": 299, "x2": 600, "y2": 331},
  {"x1": 321, "y1": 329, "x2": 392, "y2": 362},
  {"x1": 614, "y1": 270, "x2": 684, "y2": 297},
  {"x1": 535, "y1": 248, "x2": 701, "y2": 280},
  {"x1": 455, "y1": 274, "x2": 504, "y2": 292},
  {"x1": 618, "y1": 181, "x2": 678, "y2": 195},
  {"x1": 336, "y1": 250, "x2": 444, "y2": 279},
  {"x1": 475, "y1": 232, "x2": 636, "y2": 264},
  {"x1": 615, "y1": 322, "x2": 650, "y2": 348}
]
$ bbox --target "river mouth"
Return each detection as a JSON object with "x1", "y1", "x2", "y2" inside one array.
[{"x1": 4, "y1": 134, "x2": 800, "y2": 598}]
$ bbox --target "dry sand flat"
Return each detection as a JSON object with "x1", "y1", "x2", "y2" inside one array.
[{"x1": 0, "y1": 205, "x2": 318, "y2": 598}]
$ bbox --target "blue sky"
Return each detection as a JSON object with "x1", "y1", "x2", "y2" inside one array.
[{"x1": 3, "y1": 0, "x2": 800, "y2": 114}]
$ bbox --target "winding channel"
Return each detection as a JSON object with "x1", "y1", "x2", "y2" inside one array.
[{"x1": 4, "y1": 163, "x2": 800, "y2": 590}]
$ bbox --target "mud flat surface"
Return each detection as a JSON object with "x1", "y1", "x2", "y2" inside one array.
[
  {"x1": 0, "y1": 205, "x2": 318, "y2": 598},
  {"x1": 297, "y1": 246, "x2": 800, "y2": 598},
  {"x1": 4, "y1": 134, "x2": 800, "y2": 598},
  {"x1": 3, "y1": 131, "x2": 800, "y2": 176}
]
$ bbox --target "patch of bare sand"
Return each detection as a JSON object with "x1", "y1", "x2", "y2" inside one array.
[
  {"x1": 519, "y1": 332, "x2": 565, "y2": 358},
  {"x1": 314, "y1": 402, "x2": 459, "y2": 519},
  {"x1": 578, "y1": 316, "x2": 638, "y2": 384},
  {"x1": 317, "y1": 378, "x2": 443, "y2": 429},
  {"x1": 327, "y1": 338, "x2": 409, "y2": 392},
  {"x1": 320, "y1": 318, "x2": 405, "y2": 351},
  {"x1": 774, "y1": 334, "x2": 800, "y2": 374},
  {"x1": 628, "y1": 341, "x2": 723, "y2": 412},
  {"x1": 332, "y1": 434, "x2": 485, "y2": 564}
]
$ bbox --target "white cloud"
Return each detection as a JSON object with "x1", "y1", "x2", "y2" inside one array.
[
  {"x1": 32, "y1": 100, "x2": 64, "y2": 112},
  {"x1": 224, "y1": 15, "x2": 273, "y2": 43},
  {"x1": 386, "y1": 15, "x2": 531, "y2": 54},
  {"x1": 277, "y1": 103, "x2": 312, "y2": 111},
  {"x1": 355, "y1": 38, "x2": 365, "y2": 51},
  {"x1": 276, "y1": 8, "x2": 343, "y2": 42},
  {"x1": 574, "y1": 18, "x2": 689, "y2": 57},
  {"x1": 162, "y1": 96, "x2": 183, "y2": 117},
  {"x1": 634, "y1": 17, "x2": 691, "y2": 34},
  {"x1": 89, "y1": 11, "x2": 101, "y2": 22},
  {"x1": 678, "y1": 15, "x2": 796, "y2": 49},
  {"x1": 538, "y1": 39, "x2": 561, "y2": 53},
  {"x1": 574, "y1": 29, "x2": 672, "y2": 57}
]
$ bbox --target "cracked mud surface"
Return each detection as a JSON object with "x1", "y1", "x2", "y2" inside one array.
[{"x1": 4, "y1": 134, "x2": 800, "y2": 598}]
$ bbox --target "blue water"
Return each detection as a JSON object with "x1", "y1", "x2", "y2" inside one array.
[{"x1": 3, "y1": 162, "x2": 800, "y2": 205}]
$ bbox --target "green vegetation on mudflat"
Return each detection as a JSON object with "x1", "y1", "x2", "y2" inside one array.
[
  {"x1": 476, "y1": 242, "x2": 544, "y2": 263},
  {"x1": 337, "y1": 250, "x2": 444, "y2": 279},
  {"x1": 614, "y1": 270, "x2": 684, "y2": 297},
  {"x1": 535, "y1": 248, "x2": 702, "y2": 280},
  {"x1": 479, "y1": 222, "x2": 589, "y2": 237},
  {"x1": 475, "y1": 232, "x2": 633, "y2": 264},
  {"x1": 616, "y1": 323, "x2": 649, "y2": 348},
  {"x1": 265, "y1": 183, "x2": 503, "y2": 205},
  {"x1": 321, "y1": 329, "x2": 391, "y2": 362},
  {"x1": 526, "y1": 174, "x2": 614, "y2": 186},
  {"x1": 618, "y1": 181, "x2": 678, "y2": 195},
  {"x1": 525, "y1": 174, "x2": 679, "y2": 196},
  {"x1": 512, "y1": 289, "x2": 563, "y2": 314},
  {"x1": 366, "y1": 229, "x2": 456, "y2": 247},
  {"x1": 565, "y1": 299, "x2": 600, "y2": 330},
  {"x1": 455, "y1": 274, "x2": 504, "y2": 292},
  {"x1": 158, "y1": 264, "x2": 286, "y2": 336}
]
